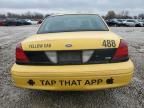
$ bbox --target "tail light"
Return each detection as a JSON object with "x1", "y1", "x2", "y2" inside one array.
[
  {"x1": 16, "y1": 43, "x2": 29, "y2": 63},
  {"x1": 112, "y1": 39, "x2": 129, "y2": 61}
]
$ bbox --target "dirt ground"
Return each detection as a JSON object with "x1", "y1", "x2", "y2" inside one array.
[{"x1": 0, "y1": 25, "x2": 144, "y2": 108}]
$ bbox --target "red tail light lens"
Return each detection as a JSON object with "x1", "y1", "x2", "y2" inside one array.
[
  {"x1": 16, "y1": 43, "x2": 29, "y2": 63},
  {"x1": 112, "y1": 39, "x2": 129, "y2": 61}
]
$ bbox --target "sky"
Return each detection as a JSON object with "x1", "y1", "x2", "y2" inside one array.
[{"x1": 0, "y1": 0, "x2": 143, "y2": 16}]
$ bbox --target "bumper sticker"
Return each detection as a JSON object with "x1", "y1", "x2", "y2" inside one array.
[
  {"x1": 39, "y1": 79, "x2": 104, "y2": 86},
  {"x1": 27, "y1": 78, "x2": 114, "y2": 86}
]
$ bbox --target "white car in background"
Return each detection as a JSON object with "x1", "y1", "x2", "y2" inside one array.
[
  {"x1": 138, "y1": 20, "x2": 144, "y2": 27},
  {"x1": 123, "y1": 19, "x2": 143, "y2": 27},
  {"x1": 25, "y1": 19, "x2": 38, "y2": 25}
]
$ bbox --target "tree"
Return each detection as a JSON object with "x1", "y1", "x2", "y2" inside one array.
[
  {"x1": 33, "y1": 12, "x2": 44, "y2": 19},
  {"x1": 0, "y1": 14, "x2": 6, "y2": 18},
  {"x1": 5, "y1": 12, "x2": 44, "y2": 19},
  {"x1": 138, "y1": 13, "x2": 144, "y2": 19},
  {"x1": 133, "y1": 16, "x2": 138, "y2": 19},
  {"x1": 117, "y1": 10, "x2": 132, "y2": 19},
  {"x1": 105, "y1": 11, "x2": 116, "y2": 19}
]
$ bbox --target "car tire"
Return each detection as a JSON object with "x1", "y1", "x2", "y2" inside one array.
[{"x1": 135, "y1": 24, "x2": 141, "y2": 27}]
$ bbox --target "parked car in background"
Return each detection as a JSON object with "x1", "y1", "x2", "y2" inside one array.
[
  {"x1": 138, "y1": 20, "x2": 144, "y2": 27},
  {"x1": 17, "y1": 19, "x2": 32, "y2": 25},
  {"x1": 4, "y1": 19, "x2": 21, "y2": 26},
  {"x1": 30, "y1": 19, "x2": 38, "y2": 25},
  {"x1": 117, "y1": 19, "x2": 126, "y2": 26},
  {"x1": 0, "y1": 19, "x2": 5, "y2": 26},
  {"x1": 106, "y1": 19, "x2": 123, "y2": 27},
  {"x1": 123, "y1": 19, "x2": 142, "y2": 27},
  {"x1": 117, "y1": 19, "x2": 126, "y2": 22},
  {"x1": 25, "y1": 19, "x2": 39, "y2": 25},
  {"x1": 4, "y1": 19, "x2": 32, "y2": 26},
  {"x1": 24, "y1": 19, "x2": 33, "y2": 24}
]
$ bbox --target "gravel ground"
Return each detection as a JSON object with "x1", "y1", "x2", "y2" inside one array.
[{"x1": 0, "y1": 26, "x2": 144, "y2": 108}]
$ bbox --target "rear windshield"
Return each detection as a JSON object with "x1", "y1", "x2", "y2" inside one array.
[{"x1": 37, "y1": 15, "x2": 109, "y2": 34}]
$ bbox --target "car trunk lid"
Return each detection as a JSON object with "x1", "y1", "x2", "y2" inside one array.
[{"x1": 21, "y1": 31, "x2": 120, "y2": 51}]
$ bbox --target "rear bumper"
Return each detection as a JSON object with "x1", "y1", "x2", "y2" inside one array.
[{"x1": 11, "y1": 60, "x2": 134, "y2": 91}]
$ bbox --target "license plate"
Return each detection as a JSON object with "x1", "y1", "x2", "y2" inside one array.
[{"x1": 58, "y1": 51, "x2": 82, "y2": 64}]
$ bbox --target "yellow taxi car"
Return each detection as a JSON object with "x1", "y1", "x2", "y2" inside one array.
[{"x1": 11, "y1": 14, "x2": 134, "y2": 91}]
